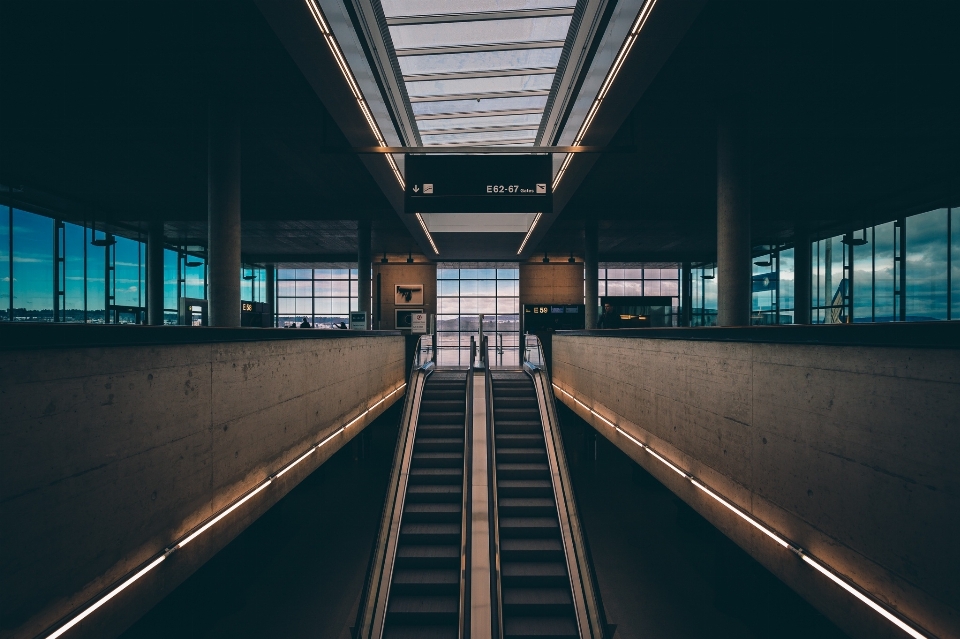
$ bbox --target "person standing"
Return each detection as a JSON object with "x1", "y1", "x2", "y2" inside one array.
[{"x1": 597, "y1": 302, "x2": 622, "y2": 329}]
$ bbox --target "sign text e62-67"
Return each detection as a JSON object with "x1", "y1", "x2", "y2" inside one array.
[{"x1": 487, "y1": 185, "x2": 519, "y2": 194}]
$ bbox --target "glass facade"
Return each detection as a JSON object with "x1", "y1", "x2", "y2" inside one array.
[
  {"x1": 595, "y1": 267, "x2": 681, "y2": 327},
  {"x1": 437, "y1": 265, "x2": 519, "y2": 366},
  {"x1": 276, "y1": 268, "x2": 358, "y2": 329}
]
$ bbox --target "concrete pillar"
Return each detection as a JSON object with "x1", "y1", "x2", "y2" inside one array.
[
  {"x1": 584, "y1": 222, "x2": 599, "y2": 329},
  {"x1": 793, "y1": 231, "x2": 811, "y2": 324},
  {"x1": 147, "y1": 221, "x2": 165, "y2": 326},
  {"x1": 716, "y1": 113, "x2": 751, "y2": 327},
  {"x1": 681, "y1": 262, "x2": 692, "y2": 327},
  {"x1": 357, "y1": 220, "x2": 371, "y2": 320},
  {"x1": 265, "y1": 264, "x2": 276, "y2": 327},
  {"x1": 207, "y1": 99, "x2": 241, "y2": 327}
]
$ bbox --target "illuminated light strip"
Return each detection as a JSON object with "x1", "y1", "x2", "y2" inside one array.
[
  {"x1": 516, "y1": 212, "x2": 542, "y2": 254},
  {"x1": 415, "y1": 212, "x2": 440, "y2": 254},
  {"x1": 551, "y1": 383, "x2": 932, "y2": 639},
  {"x1": 42, "y1": 383, "x2": 406, "y2": 639},
  {"x1": 305, "y1": 0, "x2": 405, "y2": 189},
  {"x1": 552, "y1": 0, "x2": 658, "y2": 191},
  {"x1": 45, "y1": 555, "x2": 168, "y2": 639}
]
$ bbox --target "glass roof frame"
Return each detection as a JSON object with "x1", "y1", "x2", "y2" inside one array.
[{"x1": 377, "y1": 0, "x2": 580, "y2": 146}]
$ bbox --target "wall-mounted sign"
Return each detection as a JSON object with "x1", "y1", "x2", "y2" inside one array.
[
  {"x1": 396, "y1": 309, "x2": 422, "y2": 330},
  {"x1": 411, "y1": 312, "x2": 428, "y2": 334},
  {"x1": 349, "y1": 311, "x2": 368, "y2": 330},
  {"x1": 395, "y1": 284, "x2": 424, "y2": 305},
  {"x1": 522, "y1": 304, "x2": 585, "y2": 331},
  {"x1": 405, "y1": 155, "x2": 552, "y2": 214}
]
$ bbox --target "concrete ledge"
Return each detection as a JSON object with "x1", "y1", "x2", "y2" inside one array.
[
  {"x1": 0, "y1": 334, "x2": 406, "y2": 639},
  {"x1": 552, "y1": 334, "x2": 959, "y2": 639}
]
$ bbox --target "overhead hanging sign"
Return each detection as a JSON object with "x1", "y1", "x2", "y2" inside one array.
[{"x1": 405, "y1": 155, "x2": 552, "y2": 214}]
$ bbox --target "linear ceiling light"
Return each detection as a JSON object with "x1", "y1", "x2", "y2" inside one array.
[
  {"x1": 305, "y1": 0, "x2": 404, "y2": 189},
  {"x1": 41, "y1": 383, "x2": 406, "y2": 639},
  {"x1": 552, "y1": 0, "x2": 658, "y2": 191},
  {"x1": 517, "y1": 212, "x2": 542, "y2": 254},
  {"x1": 415, "y1": 212, "x2": 440, "y2": 254},
  {"x1": 553, "y1": 384, "x2": 932, "y2": 639}
]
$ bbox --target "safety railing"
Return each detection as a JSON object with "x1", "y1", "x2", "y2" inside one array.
[
  {"x1": 484, "y1": 335, "x2": 505, "y2": 639},
  {"x1": 523, "y1": 335, "x2": 608, "y2": 639}
]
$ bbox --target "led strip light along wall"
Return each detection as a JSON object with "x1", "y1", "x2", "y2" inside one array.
[
  {"x1": 553, "y1": 384, "x2": 933, "y2": 639},
  {"x1": 305, "y1": 0, "x2": 405, "y2": 189},
  {"x1": 517, "y1": 212, "x2": 542, "y2": 254},
  {"x1": 552, "y1": 0, "x2": 658, "y2": 192},
  {"x1": 415, "y1": 212, "x2": 439, "y2": 255},
  {"x1": 42, "y1": 383, "x2": 406, "y2": 639}
]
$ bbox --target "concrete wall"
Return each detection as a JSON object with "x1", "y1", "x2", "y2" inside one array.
[
  {"x1": 552, "y1": 334, "x2": 959, "y2": 639},
  {"x1": 0, "y1": 332, "x2": 406, "y2": 639},
  {"x1": 519, "y1": 263, "x2": 584, "y2": 307},
  {"x1": 374, "y1": 262, "x2": 438, "y2": 330}
]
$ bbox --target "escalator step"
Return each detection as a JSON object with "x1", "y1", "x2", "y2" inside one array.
[
  {"x1": 391, "y1": 568, "x2": 460, "y2": 594},
  {"x1": 503, "y1": 616, "x2": 578, "y2": 638},
  {"x1": 400, "y1": 522, "x2": 461, "y2": 544},
  {"x1": 385, "y1": 626, "x2": 458, "y2": 639},
  {"x1": 500, "y1": 538, "x2": 565, "y2": 561},
  {"x1": 387, "y1": 595, "x2": 460, "y2": 622},
  {"x1": 404, "y1": 502, "x2": 463, "y2": 522},
  {"x1": 501, "y1": 562, "x2": 569, "y2": 587},
  {"x1": 499, "y1": 497, "x2": 556, "y2": 516},
  {"x1": 497, "y1": 448, "x2": 547, "y2": 463},
  {"x1": 497, "y1": 479, "x2": 553, "y2": 497},
  {"x1": 502, "y1": 587, "x2": 573, "y2": 614},
  {"x1": 412, "y1": 452, "x2": 465, "y2": 467},
  {"x1": 415, "y1": 437, "x2": 464, "y2": 452},
  {"x1": 499, "y1": 517, "x2": 561, "y2": 538},
  {"x1": 497, "y1": 463, "x2": 550, "y2": 479},
  {"x1": 396, "y1": 545, "x2": 460, "y2": 567},
  {"x1": 410, "y1": 467, "x2": 462, "y2": 484},
  {"x1": 406, "y1": 484, "x2": 462, "y2": 502}
]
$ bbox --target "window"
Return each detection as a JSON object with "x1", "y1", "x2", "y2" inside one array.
[
  {"x1": 437, "y1": 265, "x2": 519, "y2": 366},
  {"x1": 597, "y1": 266, "x2": 681, "y2": 327},
  {"x1": 276, "y1": 268, "x2": 358, "y2": 328}
]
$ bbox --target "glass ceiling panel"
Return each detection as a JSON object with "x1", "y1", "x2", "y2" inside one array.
[
  {"x1": 380, "y1": 0, "x2": 579, "y2": 146},
  {"x1": 398, "y1": 49, "x2": 563, "y2": 76},
  {"x1": 412, "y1": 95, "x2": 549, "y2": 117},
  {"x1": 390, "y1": 17, "x2": 572, "y2": 50},
  {"x1": 382, "y1": 0, "x2": 576, "y2": 18},
  {"x1": 421, "y1": 129, "x2": 538, "y2": 145},
  {"x1": 418, "y1": 113, "x2": 544, "y2": 132},
  {"x1": 406, "y1": 74, "x2": 555, "y2": 98}
]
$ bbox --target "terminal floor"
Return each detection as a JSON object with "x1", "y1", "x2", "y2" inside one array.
[
  {"x1": 557, "y1": 402, "x2": 850, "y2": 639},
  {"x1": 120, "y1": 401, "x2": 402, "y2": 639}
]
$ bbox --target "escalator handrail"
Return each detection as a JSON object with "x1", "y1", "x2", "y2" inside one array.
[
  {"x1": 354, "y1": 337, "x2": 434, "y2": 639},
  {"x1": 524, "y1": 336, "x2": 608, "y2": 639},
  {"x1": 485, "y1": 337, "x2": 504, "y2": 639},
  {"x1": 459, "y1": 367, "x2": 474, "y2": 639}
]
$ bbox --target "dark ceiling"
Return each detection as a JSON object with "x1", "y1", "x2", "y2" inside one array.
[
  {"x1": 1, "y1": 1, "x2": 958, "y2": 264},
  {"x1": 540, "y1": 0, "x2": 960, "y2": 262},
  {"x1": 0, "y1": 0, "x2": 416, "y2": 259}
]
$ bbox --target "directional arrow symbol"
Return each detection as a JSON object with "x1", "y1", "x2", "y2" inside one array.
[{"x1": 412, "y1": 185, "x2": 420, "y2": 193}]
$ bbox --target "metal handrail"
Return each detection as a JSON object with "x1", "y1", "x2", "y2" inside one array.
[
  {"x1": 484, "y1": 335, "x2": 504, "y2": 639},
  {"x1": 354, "y1": 336, "x2": 434, "y2": 639},
  {"x1": 524, "y1": 335, "x2": 608, "y2": 639},
  {"x1": 459, "y1": 365, "x2": 474, "y2": 638}
]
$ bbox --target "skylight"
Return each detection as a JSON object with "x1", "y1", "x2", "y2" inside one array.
[{"x1": 381, "y1": 0, "x2": 577, "y2": 146}]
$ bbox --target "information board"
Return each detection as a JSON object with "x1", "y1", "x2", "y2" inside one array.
[
  {"x1": 405, "y1": 155, "x2": 552, "y2": 213},
  {"x1": 522, "y1": 304, "x2": 585, "y2": 331}
]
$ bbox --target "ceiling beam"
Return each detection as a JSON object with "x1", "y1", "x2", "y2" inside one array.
[
  {"x1": 387, "y1": 7, "x2": 575, "y2": 26},
  {"x1": 395, "y1": 40, "x2": 565, "y2": 57},
  {"x1": 415, "y1": 107, "x2": 545, "y2": 120},
  {"x1": 409, "y1": 88, "x2": 550, "y2": 103},
  {"x1": 404, "y1": 66, "x2": 557, "y2": 83},
  {"x1": 420, "y1": 123, "x2": 542, "y2": 135}
]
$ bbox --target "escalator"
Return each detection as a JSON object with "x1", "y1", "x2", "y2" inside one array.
[
  {"x1": 383, "y1": 371, "x2": 469, "y2": 638},
  {"x1": 356, "y1": 335, "x2": 604, "y2": 639},
  {"x1": 491, "y1": 372, "x2": 578, "y2": 638}
]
